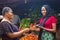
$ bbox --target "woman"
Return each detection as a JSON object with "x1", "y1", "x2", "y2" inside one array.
[
  {"x1": 31, "y1": 5, "x2": 56, "y2": 40},
  {"x1": 11, "y1": 14, "x2": 20, "y2": 28},
  {"x1": 1, "y1": 7, "x2": 30, "y2": 40},
  {"x1": 39, "y1": 5, "x2": 56, "y2": 40}
]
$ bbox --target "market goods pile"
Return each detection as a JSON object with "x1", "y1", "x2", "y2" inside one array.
[{"x1": 20, "y1": 33, "x2": 38, "y2": 40}]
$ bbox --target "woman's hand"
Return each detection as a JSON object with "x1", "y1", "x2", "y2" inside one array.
[
  {"x1": 39, "y1": 26, "x2": 44, "y2": 29},
  {"x1": 29, "y1": 27, "x2": 35, "y2": 30},
  {"x1": 39, "y1": 24, "x2": 56, "y2": 33},
  {"x1": 24, "y1": 28, "x2": 30, "y2": 32}
]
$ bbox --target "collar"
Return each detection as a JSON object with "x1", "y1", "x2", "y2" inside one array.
[{"x1": 1, "y1": 18, "x2": 11, "y2": 23}]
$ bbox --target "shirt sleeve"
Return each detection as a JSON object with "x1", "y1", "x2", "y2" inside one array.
[
  {"x1": 51, "y1": 16, "x2": 56, "y2": 23},
  {"x1": 1, "y1": 21, "x2": 13, "y2": 34}
]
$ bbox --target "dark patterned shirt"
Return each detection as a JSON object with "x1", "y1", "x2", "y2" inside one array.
[{"x1": 1, "y1": 21, "x2": 19, "y2": 40}]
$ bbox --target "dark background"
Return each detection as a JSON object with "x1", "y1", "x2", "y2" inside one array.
[
  {"x1": 0, "y1": 0, "x2": 60, "y2": 16},
  {"x1": 0, "y1": 0, "x2": 60, "y2": 38},
  {"x1": 0, "y1": 0, "x2": 59, "y2": 27}
]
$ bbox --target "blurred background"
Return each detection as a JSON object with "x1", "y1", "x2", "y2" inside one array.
[
  {"x1": 0, "y1": 0, "x2": 60, "y2": 40},
  {"x1": 0, "y1": 0, "x2": 60, "y2": 26}
]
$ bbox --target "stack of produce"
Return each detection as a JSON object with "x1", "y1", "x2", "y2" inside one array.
[
  {"x1": 20, "y1": 18, "x2": 30, "y2": 28},
  {"x1": 20, "y1": 33, "x2": 38, "y2": 40},
  {"x1": 29, "y1": 23, "x2": 36, "y2": 29}
]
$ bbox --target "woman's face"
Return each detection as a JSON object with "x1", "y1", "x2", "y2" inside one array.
[
  {"x1": 6, "y1": 10, "x2": 13, "y2": 20},
  {"x1": 41, "y1": 7, "x2": 46, "y2": 16}
]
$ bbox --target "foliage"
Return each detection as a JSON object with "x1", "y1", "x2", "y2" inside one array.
[{"x1": 20, "y1": 18, "x2": 31, "y2": 28}]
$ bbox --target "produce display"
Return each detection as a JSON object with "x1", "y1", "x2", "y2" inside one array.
[
  {"x1": 20, "y1": 18, "x2": 30, "y2": 28},
  {"x1": 20, "y1": 33, "x2": 38, "y2": 40},
  {"x1": 29, "y1": 23, "x2": 36, "y2": 29},
  {"x1": 19, "y1": 18, "x2": 38, "y2": 40}
]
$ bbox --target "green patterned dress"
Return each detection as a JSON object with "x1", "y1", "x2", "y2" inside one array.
[{"x1": 41, "y1": 30, "x2": 54, "y2": 40}]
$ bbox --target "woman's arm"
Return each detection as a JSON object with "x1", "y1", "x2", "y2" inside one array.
[
  {"x1": 30, "y1": 28, "x2": 40, "y2": 32},
  {"x1": 6, "y1": 28, "x2": 30, "y2": 38},
  {"x1": 40, "y1": 23, "x2": 56, "y2": 33}
]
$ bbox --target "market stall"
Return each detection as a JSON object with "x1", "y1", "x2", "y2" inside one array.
[{"x1": 19, "y1": 18, "x2": 38, "y2": 40}]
